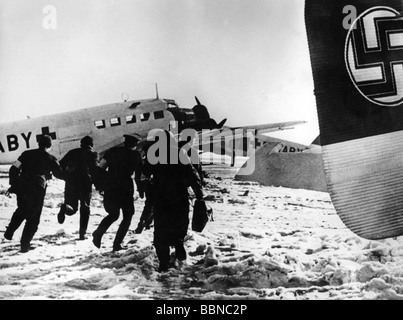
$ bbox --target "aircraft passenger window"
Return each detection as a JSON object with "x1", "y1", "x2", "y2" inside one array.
[
  {"x1": 140, "y1": 113, "x2": 150, "y2": 122},
  {"x1": 110, "y1": 117, "x2": 121, "y2": 127},
  {"x1": 126, "y1": 115, "x2": 136, "y2": 124},
  {"x1": 95, "y1": 120, "x2": 106, "y2": 129},
  {"x1": 154, "y1": 111, "x2": 164, "y2": 119}
]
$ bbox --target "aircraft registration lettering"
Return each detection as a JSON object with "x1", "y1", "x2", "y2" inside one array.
[
  {"x1": 0, "y1": 132, "x2": 33, "y2": 153},
  {"x1": 280, "y1": 146, "x2": 304, "y2": 153}
]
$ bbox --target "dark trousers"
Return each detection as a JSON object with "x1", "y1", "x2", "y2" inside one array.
[
  {"x1": 153, "y1": 200, "x2": 189, "y2": 268},
  {"x1": 6, "y1": 186, "x2": 46, "y2": 247},
  {"x1": 138, "y1": 185, "x2": 155, "y2": 225},
  {"x1": 94, "y1": 190, "x2": 134, "y2": 246},
  {"x1": 64, "y1": 180, "x2": 92, "y2": 237}
]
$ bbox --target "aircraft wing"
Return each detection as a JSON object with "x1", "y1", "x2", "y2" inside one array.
[
  {"x1": 193, "y1": 131, "x2": 308, "y2": 155},
  {"x1": 134, "y1": 120, "x2": 307, "y2": 166},
  {"x1": 191, "y1": 121, "x2": 308, "y2": 166},
  {"x1": 254, "y1": 133, "x2": 308, "y2": 147},
  {"x1": 187, "y1": 120, "x2": 307, "y2": 143},
  {"x1": 227, "y1": 120, "x2": 307, "y2": 133}
]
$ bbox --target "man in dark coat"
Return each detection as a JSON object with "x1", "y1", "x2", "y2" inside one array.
[
  {"x1": 92, "y1": 134, "x2": 143, "y2": 251},
  {"x1": 4, "y1": 135, "x2": 64, "y2": 252},
  {"x1": 57, "y1": 136, "x2": 98, "y2": 240},
  {"x1": 143, "y1": 130, "x2": 204, "y2": 272}
]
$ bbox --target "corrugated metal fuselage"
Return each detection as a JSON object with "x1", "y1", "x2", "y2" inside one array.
[{"x1": 0, "y1": 99, "x2": 175, "y2": 164}]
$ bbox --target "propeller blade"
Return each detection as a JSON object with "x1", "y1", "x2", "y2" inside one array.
[{"x1": 217, "y1": 119, "x2": 227, "y2": 129}]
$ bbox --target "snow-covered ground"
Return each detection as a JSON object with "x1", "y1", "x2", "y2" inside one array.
[{"x1": 1, "y1": 159, "x2": 403, "y2": 300}]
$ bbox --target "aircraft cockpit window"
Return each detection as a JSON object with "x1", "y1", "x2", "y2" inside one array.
[
  {"x1": 130, "y1": 102, "x2": 141, "y2": 109},
  {"x1": 164, "y1": 99, "x2": 178, "y2": 108},
  {"x1": 95, "y1": 120, "x2": 106, "y2": 129},
  {"x1": 126, "y1": 115, "x2": 136, "y2": 124},
  {"x1": 110, "y1": 117, "x2": 121, "y2": 127},
  {"x1": 154, "y1": 111, "x2": 164, "y2": 119},
  {"x1": 140, "y1": 113, "x2": 150, "y2": 122}
]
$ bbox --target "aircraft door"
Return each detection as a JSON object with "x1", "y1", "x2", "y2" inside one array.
[{"x1": 57, "y1": 123, "x2": 92, "y2": 157}]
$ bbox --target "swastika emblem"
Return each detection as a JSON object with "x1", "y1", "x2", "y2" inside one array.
[{"x1": 345, "y1": 7, "x2": 403, "y2": 107}]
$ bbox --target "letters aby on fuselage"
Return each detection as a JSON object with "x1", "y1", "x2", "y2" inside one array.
[
  {"x1": 0, "y1": 132, "x2": 33, "y2": 153},
  {"x1": 0, "y1": 126, "x2": 58, "y2": 154}
]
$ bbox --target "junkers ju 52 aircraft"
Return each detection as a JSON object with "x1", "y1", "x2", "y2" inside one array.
[{"x1": 0, "y1": 92, "x2": 306, "y2": 167}]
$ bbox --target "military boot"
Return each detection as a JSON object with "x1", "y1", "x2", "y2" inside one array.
[
  {"x1": 92, "y1": 230, "x2": 102, "y2": 248},
  {"x1": 57, "y1": 204, "x2": 74, "y2": 224},
  {"x1": 174, "y1": 243, "x2": 187, "y2": 261},
  {"x1": 4, "y1": 227, "x2": 13, "y2": 241}
]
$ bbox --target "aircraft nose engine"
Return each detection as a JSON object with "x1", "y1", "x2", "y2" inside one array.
[
  {"x1": 193, "y1": 96, "x2": 210, "y2": 120},
  {"x1": 192, "y1": 96, "x2": 226, "y2": 131}
]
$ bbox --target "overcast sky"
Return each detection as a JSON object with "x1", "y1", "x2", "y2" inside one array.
[{"x1": 0, "y1": 0, "x2": 318, "y2": 144}]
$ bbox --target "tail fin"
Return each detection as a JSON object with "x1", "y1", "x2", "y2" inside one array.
[
  {"x1": 311, "y1": 135, "x2": 321, "y2": 146},
  {"x1": 306, "y1": 0, "x2": 403, "y2": 239}
]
